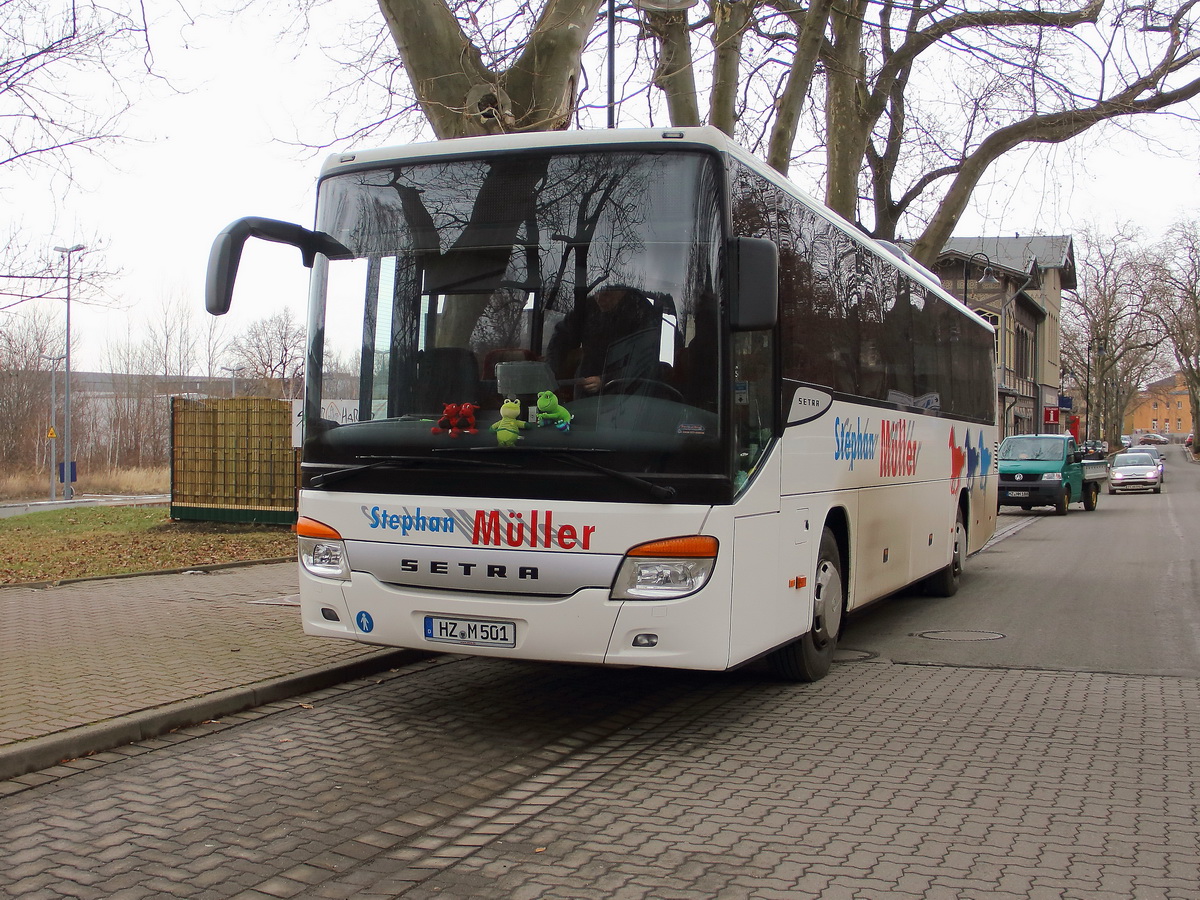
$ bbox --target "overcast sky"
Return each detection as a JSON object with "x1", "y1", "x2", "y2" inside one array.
[{"x1": 9, "y1": 7, "x2": 1200, "y2": 371}]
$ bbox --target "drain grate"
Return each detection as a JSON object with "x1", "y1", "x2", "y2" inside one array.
[{"x1": 916, "y1": 630, "x2": 1005, "y2": 642}]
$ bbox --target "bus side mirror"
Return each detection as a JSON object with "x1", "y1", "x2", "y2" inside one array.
[
  {"x1": 728, "y1": 236, "x2": 778, "y2": 331},
  {"x1": 206, "y1": 216, "x2": 352, "y2": 316}
]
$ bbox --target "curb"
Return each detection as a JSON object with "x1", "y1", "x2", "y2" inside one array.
[
  {"x1": 0, "y1": 648, "x2": 414, "y2": 783},
  {"x1": 0, "y1": 557, "x2": 294, "y2": 591}
]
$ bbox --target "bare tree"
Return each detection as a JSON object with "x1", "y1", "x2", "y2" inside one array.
[
  {"x1": 201, "y1": 314, "x2": 231, "y2": 379},
  {"x1": 0, "y1": 0, "x2": 153, "y2": 181},
  {"x1": 227, "y1": 308, "x2": 305, "y2": 398},
  {"x1": 284, "y1": 0, "x2": 1200, "y2": 268},
  {"x1": 1060, "y1": 226, "x2": 1168, "y2": 447},
  {"x1": 96, "y1": 335, "x2": 172, "y2": 469},
  {"x1": 142, "y1": 294, "x2": 199, "y2": 378},
  {"x1": 0, "y1": 234, "x2": 58, "y2": 311},
  {"x1": 0, "y1": 307, "x2": 65, "y2": 467},
  {"x1": 1145, "y1": 219, "x2": 1200, "y2": 436}
]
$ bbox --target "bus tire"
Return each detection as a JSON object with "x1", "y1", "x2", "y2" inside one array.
[
  {"x1": 1083, "y1": 482, "x2": 1099, "y2": 511},
  {"x1": 767, "y1": 527, "x2": 844, "y2": 683},
  {"x1": 924, "y1": 506, "x2": 965, "y2": 598}
]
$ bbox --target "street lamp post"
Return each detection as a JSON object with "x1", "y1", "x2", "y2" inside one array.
[
  {"x1": 222, "y1": 366, "x2": 240, "y2": 398},
  {"x1": 40, "y1": 353, "x2": 65, "y2": 500},
  {"x1": 963, "y1": 251, "x2": 1000, "y2": 305},
  {"x1": 53, "y1": 243, "x2": 85, "y2": 500},
  {"x1": 607, "y1": 0, "x2": 616, "y2": 128}
]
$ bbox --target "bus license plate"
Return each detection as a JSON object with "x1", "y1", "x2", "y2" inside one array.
[
  {"x1": 1006, "y1": 490, "x2": 1029, "y2": 498},
  {"x1": 424, "y1": 615, "x2": 516, "y2": 648}
]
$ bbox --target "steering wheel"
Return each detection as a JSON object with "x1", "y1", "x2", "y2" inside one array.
[{"x1": 602, "y1": 377, "x2": 685, "y2": 403}]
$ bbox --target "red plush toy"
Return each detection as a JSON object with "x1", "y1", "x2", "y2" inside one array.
[
  {"x1": 432, "y1": 403, "x2": 460, "y2": 435},
  {"x1": 455, "y1": 403, "x2": 480, "y2": 436}
]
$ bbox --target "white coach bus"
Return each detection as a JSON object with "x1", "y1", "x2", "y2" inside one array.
[{"x1": 206, "y1": 127, "x2": 997, "y2": 682}]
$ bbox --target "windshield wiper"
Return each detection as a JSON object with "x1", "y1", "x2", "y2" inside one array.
[
  {"x1": 535, "y1": 450, "x2": 677, "y2": 501},
  {"x1": 440, "y1": 445, "x2": 677, "y2": 501},
  {"x1": 308, "y1": 454, "x2": 519, "y2": 489}
]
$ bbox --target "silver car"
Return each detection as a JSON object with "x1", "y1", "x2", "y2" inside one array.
[
  {"x1": 1108, "y1": 452, "x2": 1162, "y2": 494},
  {"x1": 1131, "y1": 443, "x2": 1166, "y2": 481}
]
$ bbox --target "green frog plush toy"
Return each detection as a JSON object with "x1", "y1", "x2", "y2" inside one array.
[
  {"x1": 536, "y1": 391, "x2": 572, "y2": 433},
  {"x1": 490, "y1": 398, "x2": 528, "y2": 446}
]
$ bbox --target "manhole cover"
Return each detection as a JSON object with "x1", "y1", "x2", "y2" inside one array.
[
  {"x1": 833, "y1": 647, "x2": 876, "y2": 662},
  {"x1": 916, "y1": 630, "x2": 1005, "y2": 642}
]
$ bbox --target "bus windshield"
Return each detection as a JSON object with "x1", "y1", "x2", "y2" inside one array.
[
  {"x1": 999, "y1": 437, "x2": 1065, "y2": 461},
  {"x1": 303, "y1": 149, "x2": 729, "y2": 502}
]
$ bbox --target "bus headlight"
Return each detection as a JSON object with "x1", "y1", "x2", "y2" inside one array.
[
  {"x1": 296, "y1": 516, "x2": 350, "y2": 580},
  {"x1": 612, "y1": 536, "x2": 718, "y2": 601}
]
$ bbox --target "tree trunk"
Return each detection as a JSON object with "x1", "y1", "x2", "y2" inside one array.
[
  {"x1": 709, "y1": 0, "x2": 750, "y2": 136},
  {"x1": 822, "y1": 0, "x2": 872, "y2": 219},
  {"x1": 378, "y1": 0, "x2": 602, "y2": 138}
]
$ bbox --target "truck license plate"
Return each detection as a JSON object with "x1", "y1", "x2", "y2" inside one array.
[
  {"x1": 1006, "y1": 490, "x2": 1029, "y2": 498},
  {"x1": 424, "y1": 615, "x2": 516, "y2": 647}
]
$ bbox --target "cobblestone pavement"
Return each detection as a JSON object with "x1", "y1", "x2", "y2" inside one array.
[
  {"x1": 1, "y1": 653, "x2": 1195, "y2": 899},
  {"x1": 0, "y1": 562, "x2": 406, "y2": 780}
]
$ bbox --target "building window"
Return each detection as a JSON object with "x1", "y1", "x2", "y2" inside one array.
[
  {"x1": 1153, "y1": 401, "x2": 1158, "y2": 409},
  {"x1": 977, "y1": 312, "x2": 1000, "y2": 358},
  {"x1": 1152, "y1": 419, "x2": 1159, "y2": 430},
  {"x1": 1013, "y1": 325, "x2": 1033, "y2": 380}
]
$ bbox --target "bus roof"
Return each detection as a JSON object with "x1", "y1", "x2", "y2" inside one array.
[{"x1": 319, "y1": 127, "x2": 992, "y2": 334}]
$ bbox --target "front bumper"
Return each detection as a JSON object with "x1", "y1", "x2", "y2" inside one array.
[
  {"x1": 1110, "y1": 475, "x2": 1160, "y2": 491},
  {"x1": 997, "y1": 480, "x2": 1066, "y2": 507}
]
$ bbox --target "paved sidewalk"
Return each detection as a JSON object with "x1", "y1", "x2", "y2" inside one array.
[{"x1": 0, "y1": 561, "x2": 409, "y2": 782}]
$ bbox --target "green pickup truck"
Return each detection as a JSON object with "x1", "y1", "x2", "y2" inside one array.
[{"x1": 997, "y1": 434, "x2": 1108, "y2": 515}]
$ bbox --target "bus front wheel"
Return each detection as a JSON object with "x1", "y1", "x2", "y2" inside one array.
[{"x1": 767, "y1": 527, "x2": 844, "y2": 682}]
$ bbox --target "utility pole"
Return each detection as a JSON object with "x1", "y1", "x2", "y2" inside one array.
[{"x1": 53, "y1": 244, "x2": 86, "y2": 500}]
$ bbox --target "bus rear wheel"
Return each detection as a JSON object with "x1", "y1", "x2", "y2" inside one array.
[
  {"x1": 924, "y1": 506, "x2": 965, "y2": 597},
  {"x1": 767, "y1": 527, "x2": 844, "y2": 683}
]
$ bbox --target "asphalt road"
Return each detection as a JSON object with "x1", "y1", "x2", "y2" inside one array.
[
  {"x1": 843, "y1": 441, "x2": 1200, "y2": 678},
  {"x1": 0, "y1": 494, "x2": 170, "y2": 519}
]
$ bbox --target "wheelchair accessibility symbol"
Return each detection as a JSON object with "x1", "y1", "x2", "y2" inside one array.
[{"x1": 355, "y1": 611, "x2": 374, "y2": 633}]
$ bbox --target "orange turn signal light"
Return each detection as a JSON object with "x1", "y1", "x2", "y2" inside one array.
[
  {"x1": 294, "y1": 517, "x2": 342, "y2": 540},
  {"x1": 627, "y1": 535, "x2": 718, "y2": 559}
]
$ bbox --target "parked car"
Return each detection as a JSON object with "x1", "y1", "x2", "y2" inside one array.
[
  {"x1": 1120, "y1": 435, "x2": 1133, "y2": 448},
  {"x1": 1080, "y1": 440, "x2": 1107, "y2": 459},
  {"x1": 1138, "y1": 432, "x2": 1169, "y2": 445},
  {"x1": 1185, "y1": 433, "x2": 1194, "y2": 448},
  {"x1": 1108, "y1": 451, "x2": 1163, "y2": 494}
]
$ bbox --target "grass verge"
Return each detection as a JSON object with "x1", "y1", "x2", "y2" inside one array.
[{"x1": 0, "y1": 505, "x2": 295, "y2": 585}]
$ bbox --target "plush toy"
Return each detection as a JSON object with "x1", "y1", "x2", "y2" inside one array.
[
  {"x1": 490, "y1": 398, "x2": 527, "y2": 447},
  {"x1": 536, "y1": 391, "x2": 571, "y2": 433},
  {"x1": 455, "y1": 402, "x2": 480, "y2": 436},
  {"x1": 431, "y1": 403, "x2": 460, "y2": 435}
]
